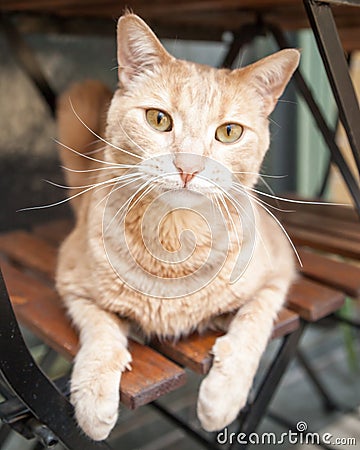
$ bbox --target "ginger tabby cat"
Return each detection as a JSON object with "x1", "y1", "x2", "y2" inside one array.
[{"x1": 56, "y1": 13, "x2": 300, "y2": 441}]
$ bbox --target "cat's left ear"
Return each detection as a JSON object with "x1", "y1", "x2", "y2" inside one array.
[
  {"x1": 241, "y1": 49, "x2": 300, "y2": 116},
  {"x1": 117, "y1": 13, "x2": 171, "y2": 87}
]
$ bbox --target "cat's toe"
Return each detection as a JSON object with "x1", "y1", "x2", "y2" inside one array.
[
  {"x1": 197, "y1": 335, "x2": 249, "y2": 432},
  {"x1": 73, "y1": 391, "x2": 119, "y2": 441},
  {"x1": 197, "y1": 373, "x2": 247, "y2": 432},
  {"x1": 71, "y1": 346, "x2": 132, "y2": 440},
  {"x1": 71, "y1": 372, "x2": 120, "y2": 441}
]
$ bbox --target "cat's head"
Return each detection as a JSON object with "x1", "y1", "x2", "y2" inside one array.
[{"x1": 106, "y1": 13, "x2": 300, "y2": 201}]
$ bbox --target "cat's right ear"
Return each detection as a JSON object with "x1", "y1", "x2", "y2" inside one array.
[{"x1": 117, "y1": 14, "x2": 170, "y2": 87}]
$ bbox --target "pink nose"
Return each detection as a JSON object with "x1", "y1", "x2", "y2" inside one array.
[
  {"x1": 177, "y1": 168, "x2": 198, "y2": 187},
  {"x1": 173, "y1": 153, "x2": 204, "y2": 188}
]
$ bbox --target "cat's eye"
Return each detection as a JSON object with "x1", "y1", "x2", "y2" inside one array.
[
  {"x1": 146, "y1": 109, "x2": 172, "y2": 132},
  {"x1": 215, "y1": 123, "x2": 244, "y2": 144}
]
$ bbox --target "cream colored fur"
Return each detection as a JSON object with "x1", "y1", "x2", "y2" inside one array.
[{"x1": 56, "y1": 13, "x2": 300, "y2": 441}]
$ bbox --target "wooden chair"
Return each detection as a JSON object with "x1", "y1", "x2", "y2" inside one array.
[{"x1": 1, "y1": 199, "x2": 359, "y2": 449}]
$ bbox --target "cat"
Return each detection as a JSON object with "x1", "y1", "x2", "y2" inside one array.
[{"x1": 56, "y1": 13, "x2": 300, "y2": 441}]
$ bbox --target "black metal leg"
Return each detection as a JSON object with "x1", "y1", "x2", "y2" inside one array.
[
  {"x1": 333, "y1": 313, "x2": 360, "y2": 330},
  {"x1": 0, "y1": 14, "x2": 56, "y2": 118},
  {"x1": 30, "y1": 440, "x2": 47, "y2": 450},
  {"x1": 220, "y1": 21, "x2": 266, "y2": 69},
  {"x1": 304, "y1": 0, "x2": 360, "y2": 177},
  {"x1": 0, "y1": 424, "x2": 12, "y2": 448},
  {"x1": 268, "y1": 22, "x2": 360, "y2": 215},
  {"x1": 229, "y1": 322, "x2": 306, "y2": 450},
  {"x1": 296, "y1": 349, "x2": 339, "y2": 412},
  {"x1": 0, "y1": 269, "x2": 110, "y2": 450},
  {"x1": 150, "y1": 401, "x2": 222, "y2": 450},
  {"x1": 267, "y1": 410, "x2": 338, "y2": 450}
]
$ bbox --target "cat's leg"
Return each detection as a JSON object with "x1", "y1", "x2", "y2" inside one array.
[
  {"x1": 66, "y1": 297, "x2": 131, "y2": 440},
  {"x1": 197, "y1": 280, "x2": 287, "y2": 431}
]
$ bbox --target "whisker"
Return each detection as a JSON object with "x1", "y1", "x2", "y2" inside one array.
[
  {"x1": 218, "y1": 193, "x2": 241, "y2": 251},
  {"x1": 240, "y1": 185, "x2": 349, "y2": 207},
  {"x1": 125, "y1": 183, "x2": 157, "y2": 218},
  {"x1": 60, "y1": 164, "x2": 136, "y2": 174},
  {"x1": 18, "y1": 173, "x2": 140, "y2": 212},
  {"x1": 69, "y1": 98, "x2": 144, "y2": 161},
  {"x1": 54, "y1": 138, "x2": 126, "y2": 167},
  {"x1": 232, "y1": 184, "x2": 294, "y2": 214},
  {"x1": 234, "y1": 185, "x2": 302, "y2": 267},
  {"x1": 232, "y1": 171, "x2": 287, "y2": 179},
  {"x1": 83, "y1": 144, "x2": 108, "y2": 156},
  {"x1": 94, "y1": 174, "x2": 148, "y2": 209},
  {"x1": 104, "y1": 177, "x2": 153, "y2": 233},
  {"x1": 18, "y1": 185, "x2": 100, "y2": 212},
  {"x1": 268, "y1": 117, "x2": 281, "y2": 129},
  {"x1": 277, "y1": 99, "x2": 298, "y2": 105},
  {"x1": 43, "y1": 172, "x2": 139, "y2": 190},
  {"x1": 228, "y1": 189, "x2": 274, "y2": 268},
  {"x1": 116, "y1": 118, "x2": 151, "y2": 158},
  {"x1": 212, "y1": 194, "x2": 230, "y2": 237}
]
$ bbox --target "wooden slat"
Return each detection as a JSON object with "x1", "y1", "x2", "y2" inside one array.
[
  {"x1": 0, "y1": 230, "x2": 58, "y2": 280},
  {"x1": 0, "y1": 223, "x2": 72, "y2": 282},
  {"x1": 0, "y1": 259, "x2": 186, "y2": 409},
  {"x1": 152, "y1": 330, "x2": 220, "y2": 375},
  {"x1": 268, "y1": 194, "x2": 359, "y2": 224},
  {"x1": 272, "y1": 307, "x2": 300, "y2": 339},
  {"x1": 0, "y1": 225, "x2": 300, "y2": 377},
  {"x1": 281, "y1": 199, "x2": 359, "y2": 224},
  {"x1": 1, "y1": 259, "x2": 78, "y2": 357},
  {"x1": 0, "y1": 220, "x2": 347, "y2": 401},
  {"x1": 152, "y1": 308, "x2": 299, "y2": 375},
  {"x1": 1, "y1": 0, "x2": 359, "y2": 42},
  {"x1": 259, "y1": 195, "x2": 360, "y2": 257},
  {"x1": 286, "y1": 224, "x2": 360, "y2": 260},
  {"x1": 287, "y1": 276, "x2": 345, "y2": 322},
  {"x1": 299, "y1": 248, "x2": 360, "y2": 298},
  {"x1": 25, "y1": 219, "x2": 358, "y2": 303},
  {"x1": 283, "y1": 210, "x2": 360, "y2": 243}
]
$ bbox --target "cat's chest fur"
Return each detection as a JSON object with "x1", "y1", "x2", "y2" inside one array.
[{"x1": 57, "y1": 184, "x2": 266, "y2": 338}]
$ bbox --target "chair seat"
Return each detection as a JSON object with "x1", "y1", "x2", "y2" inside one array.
[{"x1": 1, "y1": 199, "x2": 358, "y2": 408}]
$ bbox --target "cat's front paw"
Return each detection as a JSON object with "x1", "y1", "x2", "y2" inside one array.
[
  {"x1": 71, "y1": 347, "x2": 132, "y2": 441},
  {"x1": 197, "y1": 335, "x2": 252, "y2": 432}
]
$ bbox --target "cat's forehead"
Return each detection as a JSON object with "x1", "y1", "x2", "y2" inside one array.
[{"x1": 155, "y1": 60, "x2": 250, "y2": 116}]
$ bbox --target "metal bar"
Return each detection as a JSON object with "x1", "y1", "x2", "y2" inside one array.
[
  {"x1": 0, "y1": 424, "x2": 12, "y2": 447},
  {"x1": 0, "y1": 376, "x2": 70, "y2": 424},
  {"x1": 30, "y1": 442, "x2": 46, "y2": 450},
  {"x1": 317, "y1": 114, "x2": 341, "y2": 198},
  {"x1": 333, "y1": 313, "x2": 360, "y2": 330},
  {"x1": 296, "y1": 349, "x2": 339, "y2": 411},
  {"x1": 267, "y1": 410, "x2": 338, "y2": 450},
  {"x1": 220, "y1": 21, "x2": 266, "y2": 69},
  {"x1": 317, "y1": 155, "x2": 332, "y2": 198},
  {"x1": 304, "y1": 0, "x2": 360, "y2": 177},
  {"x1": 0, "y1": 269, "x2": 110, "y2": 450},
  {"x1": 0, "y1": 14, "x2": 56, "y2": 118},
  {"x1": 229, "y1": 322, "x2": 306, "y2": 450},
  {"x1": 268, "y1": 23, "x2": 360, "y2": 215},
  {"x1": 318, "y1": 1, "x2": 360, "y2": 10},
  {"x1": 150, "y1": 401, "x2": 222, "y2": 450}
]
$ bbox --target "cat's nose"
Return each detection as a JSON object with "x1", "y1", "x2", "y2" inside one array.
[
  {"x1": 177, "y1": 168, "x2": 198, "y2": 187},
  {"x1": 173, "y1": 153, "x2": 205, "y2": 188}
]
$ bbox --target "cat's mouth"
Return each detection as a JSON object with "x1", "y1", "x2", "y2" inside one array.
[
  {"x1": 152, "y1": 174, "x2": 220, "y2": 196},
  {"x1": 135, "y1": 154, "x2": 233, "y2": 199}
]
